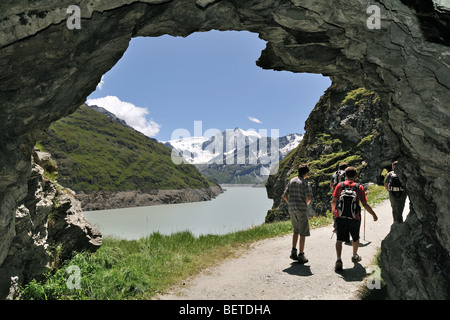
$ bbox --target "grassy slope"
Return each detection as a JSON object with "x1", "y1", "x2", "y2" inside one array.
[{"x1": 40, "y1": 105, "x2": 216, "y2": 192}]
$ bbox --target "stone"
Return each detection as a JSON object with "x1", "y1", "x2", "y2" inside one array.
[
  {"x1": 47, "y1": 191, "x2": 102, "y2": 259},
  {"x1": 0, "y1": 0, "x2": 449, "y2": 299},
  {"x1": 432, "y1": 0, "x2": 450, "y2": 13},
  {"x1": 33, "y1": 150, "x2": 52, "y2": 169},
  {"x1": 196, "y1": 0, "x2": 219, "y2": 8},
  {"x1": 0, "y1": 148, "x2": 101, "y2": 299}
]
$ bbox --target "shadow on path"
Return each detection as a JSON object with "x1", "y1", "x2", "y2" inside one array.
[
  {"x1": 337, "y1": 262, "x2": 367, "y2": 282},
  {"x1": 344, "y1": 240, "x2": 372, "y2": 248},
  {"x1": 282, "y1": 262, "x2": 313, "y2": 277}
]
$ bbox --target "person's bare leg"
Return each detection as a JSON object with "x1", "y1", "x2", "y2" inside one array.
[
  {"x1": 352, "y1": 239, "x2": 359, "y2": 256},
  {"x1": 292, "y1": 233, "x2": 299, "y2": 249},
  {"x1": 352, "y1": 239, "x2": 362, "y2": 262},
  {"x1": 335, "y1": 240, "x2": 343, "y2": 270},
  {"x1": 299, "y1": 236, "x2": 306, "y2": 253},
  {"x1": 336, "y1": 240, "x2": 343, "y2": 259}
]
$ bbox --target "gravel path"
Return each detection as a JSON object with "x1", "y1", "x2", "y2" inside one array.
[{"x1": 157, "y1": 199, "x2": 407, "y2": 300}]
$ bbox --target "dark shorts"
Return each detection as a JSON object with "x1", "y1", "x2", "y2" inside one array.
[{"x1": 336, "y1": 218, "x2": 361, "y2": 242}]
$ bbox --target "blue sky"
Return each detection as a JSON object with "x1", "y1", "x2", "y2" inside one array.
[{"x1": 87, "y1": 30, "x2": 331, "y2": 141}]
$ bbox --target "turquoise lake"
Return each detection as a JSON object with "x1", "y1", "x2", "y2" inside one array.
[{"x1": 83, "y1": 186, "x2": 273, "y2": 240}]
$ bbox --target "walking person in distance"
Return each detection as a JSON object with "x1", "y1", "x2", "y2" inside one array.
[
  {"x1": 330, "y1": 162, "x2": 348, "y2": 191},
  {"x1": 330, "y1": 162, "x2": 348, "y2": 236},
  {"x1": 384, "y1": 161, "x2": 407, "y2": 223},
  {"x1": 283, "y1": 164, "x2": 312, "y2": 264}
]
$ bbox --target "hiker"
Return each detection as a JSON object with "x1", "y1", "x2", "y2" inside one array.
[
  {"x1": 331, "y1": 166, "x2": 378, "y2": 271},
  {"x1": 384, "y1": 161, "x2": 407, "y2": 223},
  {"x1": 330, "y1": 162, "x2": 348, "y2": 191},
  {"x1": 283, "y1": 163, "x2": 312, "y2": 264},
  {"x1": 330, "y1": 162, "x2": 348, "y2": 235}
]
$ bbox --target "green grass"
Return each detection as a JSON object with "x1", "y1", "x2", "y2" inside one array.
[
  {"x1": 19, "y1": 213, "x2": 335, "y2": 300},
  {"x1": 365, "y1": 184, "x2": 389, "y2": 206},
  {"x1": 340, "y1": 88, "x2": 379, "y2": 106}
]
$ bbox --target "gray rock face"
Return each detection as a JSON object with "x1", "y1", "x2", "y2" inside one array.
[
  {"x1": 0, "y1": 148, "x2": 101, "y2": 299},
  {"x1": 0, "y1": 0, "x2": 449, "y2": 299}
]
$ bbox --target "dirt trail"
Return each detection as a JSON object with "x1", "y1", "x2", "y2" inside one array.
[{"x1": 157, "y1": 199, "x2": 408, "y2": 300}]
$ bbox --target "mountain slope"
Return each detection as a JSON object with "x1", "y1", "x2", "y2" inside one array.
[{"x1": 39, "y1": 104, "x2": 221, "y2": 208}]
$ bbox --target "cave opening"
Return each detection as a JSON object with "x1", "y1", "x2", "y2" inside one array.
[
  {"x1": 2, "y1": 0, "x2": 448, "y2": 299},
  {"x1": 85, "y1": 30, "x2": 331, "y2": 144},
  {"x1": 79, "y1": 30, "x2": 332, "y2": 189}
]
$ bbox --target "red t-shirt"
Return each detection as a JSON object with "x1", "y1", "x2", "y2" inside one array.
[{"x1": 333, "y1": 180, "x2": 367, "y2": 220}]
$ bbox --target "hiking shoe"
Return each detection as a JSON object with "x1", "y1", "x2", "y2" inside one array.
[
  {"x1": 297, "y1": 253, "x2": 308, "y2": 264},
  {"x1": 290, "y1": 248, "x2": 298, "y2": 260},
  {"x1": 335, "y1": 259, "x2": 343, "y2": 272},
  {"x1": 352, "y1": 254, "x2": 362, "y2": 263}
]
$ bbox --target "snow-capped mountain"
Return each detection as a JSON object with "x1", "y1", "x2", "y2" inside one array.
[
  {"x1": 163, "y1": 129, "x2": 303, "y2": 184},
  {"x1": 164, "y1": 135, "x2": 212, "y2": 164},
  {"x1": 164, "y1": 128, "x2": 302, "y2": 165},
  {"x1": 279, "y1": 133, "x2": 304, "y2": 158}
]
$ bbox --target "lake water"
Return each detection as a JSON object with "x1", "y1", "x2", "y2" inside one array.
[{"x1": 83, "y1": 187, "x2": 273, "y2": 240}]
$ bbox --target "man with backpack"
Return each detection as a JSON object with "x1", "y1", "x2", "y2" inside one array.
[
  {"x1": 331, "y1": 167, "x2": 378, "y2": 271},
  {"x1": 384, "y1": 161, "x2": 407, "y2": 223},
  {"x1": 330, "y1": 162, "x2": 348, "y2": 236},
  {"x1": 283, "y1": 164, "x2": 312, "y2": 264},
  {"x1": 330, "y1": 162, "x2": 348, "y2": 191}
]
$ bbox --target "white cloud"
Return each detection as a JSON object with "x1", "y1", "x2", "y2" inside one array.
[
  {"x1": 96, "y1": 76, "x2": 105, "y2": 90},
  {"x1": 248, "y1": 116, "x2": 262, "y2": 124},
  {"x1": 86, "y1": 96, "x2": 161, "y2": 137}
]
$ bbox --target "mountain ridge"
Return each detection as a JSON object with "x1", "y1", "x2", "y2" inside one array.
[{"x1": 163, "y1": 128, "x2": 303, "y2": 184}]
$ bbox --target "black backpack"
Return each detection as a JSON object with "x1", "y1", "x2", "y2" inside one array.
[
  {"x1": 388, "y1": 172, "x2": 404, "y2": 197},
  {"x1": 332, "y1": 170, "x2": 346, "y2": 186},
  {"x1": 388, "y1": 172, "x2": 403, "y2": 190},
  {"x1": 336, "y1": 182, "x2": 360, "y2": 219}
]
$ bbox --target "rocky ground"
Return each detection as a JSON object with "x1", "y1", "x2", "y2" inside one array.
[
  {"x1": 156, "y1": 198, "x2": 406, "y2": 300},
  {"x1": 78, "y1": 186, "x2": 223, "y2": 211}
]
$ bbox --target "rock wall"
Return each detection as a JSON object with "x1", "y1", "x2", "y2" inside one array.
[
  {"x1": 0, "y1": 0, "x2": 448, "y2": 299},
  {"x1": 0, "y1": 148, "x2": 101, "y2": 299}
]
